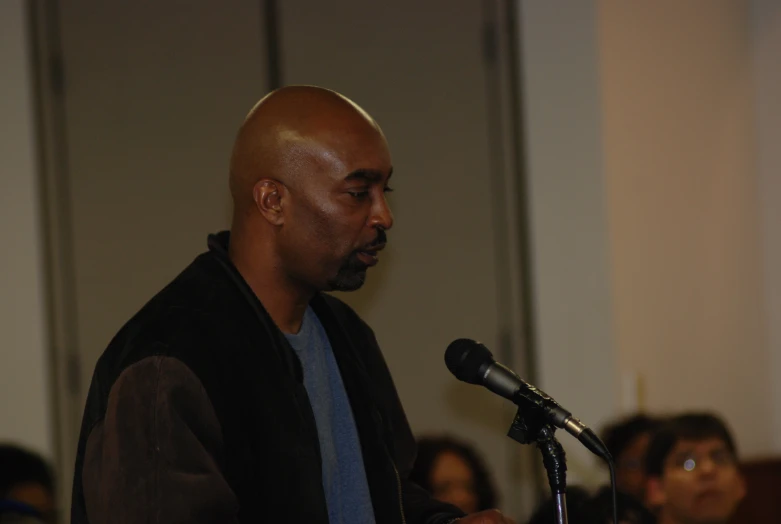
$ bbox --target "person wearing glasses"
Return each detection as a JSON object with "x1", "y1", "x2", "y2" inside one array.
[{"x1": 645, "y1": 413, "x2": 746, "y2": 524}]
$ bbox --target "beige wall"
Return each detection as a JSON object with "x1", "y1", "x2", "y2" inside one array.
[
  {"x1": 598, "y1": 0, "x2": 773, "y2": 457},
  {"x1": 518, "y1": 1, "x2": 618, "y2": 485},
  {"x1": 520, "y1": 0, "x2": 779, "y2": 475},
  {"x1": 752, "y1": 0, "x2": 781, "y2": 451},
  {"x1": 0, "y1": 0, "x2": 54, "y2": 458}
]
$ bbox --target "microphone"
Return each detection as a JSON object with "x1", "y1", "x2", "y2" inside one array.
[{"x1": 445, "y1": 338, "x2": 611, "y2": 460}]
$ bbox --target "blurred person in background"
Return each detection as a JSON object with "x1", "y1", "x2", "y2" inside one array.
[
  {"x1": 581, "y1": 486, "x2": 656, "y2": 524},
  {"x1": 0, "y1": 444, "x2": 55, "y2": 523},
  {"x1": 410, "y1": 435, "x2": 499, "y2": 514},
  {"x1": 645, "y1": 413, "x2": 745, "y2": 524},
  {"x1": 601, "y1": 414, "x2": 662, "y2": 503}
]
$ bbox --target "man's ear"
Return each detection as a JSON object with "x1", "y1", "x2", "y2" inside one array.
[
  {"x1": 253, "y1": 179, "x2": 285, "y2": 226},
  {"x1": 646, "y1": 475, "x2": 666, "y2": 508}
]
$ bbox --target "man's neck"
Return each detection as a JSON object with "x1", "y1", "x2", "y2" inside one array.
[
  {"x1": 245, "y1": 271, "x2": 312, "y2": 334},
  {"x1": 228, "y1": 231, "x2": 313, "y2": 334}
]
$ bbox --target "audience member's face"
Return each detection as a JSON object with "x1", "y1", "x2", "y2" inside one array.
[
  {"x1": 647, "y1": 437, "x2": 745, "y2": 524},
  {"x1": 616, "y1": 432, "x2": 652, "y2": 501},
  {"x1": 7, "y1": 482, "x2": 55, "y2": 521},
  {"x1": 430, "y1": 451, "x2": 478, "y2": 514}
]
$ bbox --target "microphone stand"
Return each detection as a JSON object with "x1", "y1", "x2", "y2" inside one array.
[{"x1": 508, "y1": 408, "x2": 568, "y2": 524}]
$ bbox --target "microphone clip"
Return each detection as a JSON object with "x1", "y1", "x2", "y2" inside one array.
[
  {"x1": 508, "y1": 406, "x2": 568, "y2": 521},
  {"x1": 507, "y1": 404, "x2": 551, "y2": 446}
]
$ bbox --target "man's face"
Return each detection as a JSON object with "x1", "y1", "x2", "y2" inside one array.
[
  {"x1": 279, "y1": 127, "x2": 394, "y2": 292},
  {"x1": 647, "y1": 438, "x2": 746, "y2": 524}
]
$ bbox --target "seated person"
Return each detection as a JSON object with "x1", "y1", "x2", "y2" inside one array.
[
  {"x1": 409, "y1": 435, "x2": 498, "y2": 514},
  {"x1": 0, "y1": 444, "x2": 55, "y2": 523},
  {"x1": 581, "y1": 486, "x2": 656, "y2": 524},
  {"x1": 601, "y1": 413, "x2": 662, "y2": 502},
  {"x1": 645, "y1": 413, "x2": 745, "y2": 524}
]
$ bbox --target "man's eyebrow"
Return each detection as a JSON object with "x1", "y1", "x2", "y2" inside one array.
[{"x1": 345, "y1": 167, "x2": 393, "y2": 183}]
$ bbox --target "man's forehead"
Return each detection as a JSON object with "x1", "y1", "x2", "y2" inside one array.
[
  {"x1": 327, "y1": 128, "x2": 390, "y2": 159},
  {"x1": 312, "y1": 132, "x2": 391, "y2": 175},
  {"x1": 279, "y1": 125, "x2": 388, "y2": 165},
  {"x1": 307, "y1": 142, "x2": 391, "y2": 178}
]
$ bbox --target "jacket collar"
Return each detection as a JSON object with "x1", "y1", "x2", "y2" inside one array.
[
  {"x1": 205, "y1": 230, "x2": 304, "y2": 380},
  {"x1": 206, "y1": 231, "x2": 400, "y2": 523}
]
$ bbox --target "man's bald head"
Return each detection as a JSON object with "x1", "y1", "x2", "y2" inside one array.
[
  {"x1": 226, "y1": 86, "x2": 394, "y2": 295},
  {"x1": 229, "y1": 85, "x2": 385, "y2": 215}
]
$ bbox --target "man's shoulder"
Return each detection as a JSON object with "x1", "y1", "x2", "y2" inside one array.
[{"x1": 92, "y1": 252, "x2": 237, "y2": 384}]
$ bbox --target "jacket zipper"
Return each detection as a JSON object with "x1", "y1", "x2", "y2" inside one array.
[{"x1": 391, "y1": 460, "x2": 407, "y2": 524}]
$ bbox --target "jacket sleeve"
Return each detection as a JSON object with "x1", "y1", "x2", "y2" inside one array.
[
  {"x1": 360, "y1": 327, "x2": 467, "y2": 524},
  {"x1": 80, "y1": 356, "x2": 239, "y2": 524},
  {"x1": 389, "y1": 379, "x2": 466, "y2": 524}
]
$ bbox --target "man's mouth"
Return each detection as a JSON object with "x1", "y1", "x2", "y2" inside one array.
[{"x1": 355, "y1": 243, "x2": 386, "y2": 267}]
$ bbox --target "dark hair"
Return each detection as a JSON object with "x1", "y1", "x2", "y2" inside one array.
[
  {"x1": 645, "y1": 412, "x2": 737, "y2": 477},
  {"x1": 581, "y1": 486, "x2": 655, "y2": 524},
  {"x1": 409, "y1": 435, "x2": 498, "y2": 511},
  {"x1": 601, "y1": 414, "x2": 661, "y2": 463},
  {"x1": 0, "y1": 444, "x2": 54, "y2": 498}
]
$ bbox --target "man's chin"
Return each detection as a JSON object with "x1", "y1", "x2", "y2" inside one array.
[{"x1": 325, "y1": 268, "x2": 368, "y2": 292}]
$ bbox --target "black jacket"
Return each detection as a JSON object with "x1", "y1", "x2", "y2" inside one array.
[{"x1": 70, "y1": 231, "x2": 464, "y2": 524}]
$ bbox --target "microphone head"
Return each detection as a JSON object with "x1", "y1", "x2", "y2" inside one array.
[{"x1": 444, "y1": 338, "x2": 495, "y2": 384}]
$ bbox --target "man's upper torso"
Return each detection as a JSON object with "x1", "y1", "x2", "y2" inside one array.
[
  {"x1": 70, "y1": 231, "x2": 463, "y2": 524},
  {"x1": 284, "y1": 306, "x2": 376, "y2": 524}
]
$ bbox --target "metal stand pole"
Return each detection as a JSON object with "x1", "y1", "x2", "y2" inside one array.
[{"x1": 508, "y1": 409, "x2": 568, "y2": 524}]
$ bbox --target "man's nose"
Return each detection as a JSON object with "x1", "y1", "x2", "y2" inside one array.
[{"x1": 369, "y1": 194, "x2": 394, "y2": 230}]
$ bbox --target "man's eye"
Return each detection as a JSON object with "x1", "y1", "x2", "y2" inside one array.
[{"x1": 348, "y1": 187, "x2": 393, "y2": 198}]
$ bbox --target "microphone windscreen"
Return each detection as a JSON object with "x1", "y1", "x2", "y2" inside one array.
[{"x1": 444, "y1": 338, "x2": 494, "y2": 384}]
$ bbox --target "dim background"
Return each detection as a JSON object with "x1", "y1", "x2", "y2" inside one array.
[{"x1": 2, "y1": 0, "x2": 780, "y2": 521}]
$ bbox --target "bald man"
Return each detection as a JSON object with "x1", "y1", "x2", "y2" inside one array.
[{"x1": 71, "y1": 87, "x2": 513, "y2": 524}]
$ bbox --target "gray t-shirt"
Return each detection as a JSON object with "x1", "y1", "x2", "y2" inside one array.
[{"x1": 285, "y1": 306, "x2": 377, "y2": 524}]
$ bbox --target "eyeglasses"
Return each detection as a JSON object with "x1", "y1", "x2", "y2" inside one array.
[{"x1": 669, "y1": 448, "x2": 735, "y2": 472}]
